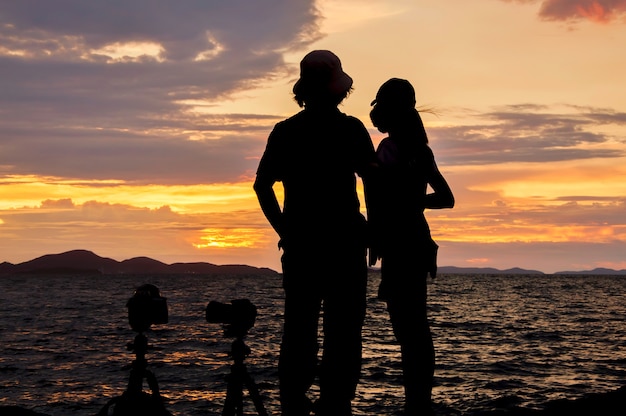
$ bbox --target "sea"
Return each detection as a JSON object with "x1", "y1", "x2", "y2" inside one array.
[{"x1": 1, "y1": 272, "x2": 625, "y2": 416}]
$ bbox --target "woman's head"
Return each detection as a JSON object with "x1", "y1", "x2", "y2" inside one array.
[
  {"x1": 293, "y1": 50, "x2": 353, "y2": 108},
  {"x1": 370, "y1": 78, "x2": 428, "y2": 144},
  {"x1": 371, "y1": 78, "x2": 416, "y2": 110}
]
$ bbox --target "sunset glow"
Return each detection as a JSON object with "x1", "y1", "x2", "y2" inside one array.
[{"x1": 1, "y1": 0, "x2": 625, "y2": 273}]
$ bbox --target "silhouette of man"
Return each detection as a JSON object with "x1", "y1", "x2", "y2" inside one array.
[{"x1": 254, "y1": 50, "x2": 376, "y2": 416}]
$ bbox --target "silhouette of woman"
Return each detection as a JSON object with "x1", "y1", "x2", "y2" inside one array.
[{"x1": 368, "y1": 78, "x2": 454, "y2": 416}]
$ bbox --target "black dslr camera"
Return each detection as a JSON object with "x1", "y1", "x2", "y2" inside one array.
[
  {"x1": 127, "y1": 284, "x2": 169, "y2": 333},
  {"x1": 206, "y1": 299, "x2": 257, "y2": 338}
]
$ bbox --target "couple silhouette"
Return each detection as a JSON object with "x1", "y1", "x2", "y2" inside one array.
[{"x1": 254, "y1": 50, "x2": 454, "y2": 416}]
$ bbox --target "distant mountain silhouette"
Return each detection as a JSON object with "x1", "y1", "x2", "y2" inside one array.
[
  {"x1": 0, "y1": 249, "x2": 279, "y2": 276},
  {"x1": 437, "y1": 265, "x2": 626, "y2": 275},
  {"x1": 437, "y1": 266, "x2": 545, "y2": 275},
  {"x1": 1, "y1": 250, "x2": 624, "y2": 276},
  {"x1": 554, "y1": 267, "x2": 626, "y2": 276}
]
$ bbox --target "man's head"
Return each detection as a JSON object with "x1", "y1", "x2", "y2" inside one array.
[{"x1": 293, "y1": 50, "x2": 353, "y2": 107}]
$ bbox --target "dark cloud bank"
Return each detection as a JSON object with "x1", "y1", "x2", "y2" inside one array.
[{"x1": 0, "y1": 0, "x2": 320, "y2": 184}]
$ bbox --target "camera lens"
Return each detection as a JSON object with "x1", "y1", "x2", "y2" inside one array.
[
  {"x1": 206, "y1": 301, "x2": 233, "y2": 324},
  {"x1": 206, "y1": 299, "x2": 257, "y2": 338}
]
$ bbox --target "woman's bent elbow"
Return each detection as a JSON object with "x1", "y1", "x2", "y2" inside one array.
[{"x1": 445, "y1": 195, "x2": 455, "y2": 209}]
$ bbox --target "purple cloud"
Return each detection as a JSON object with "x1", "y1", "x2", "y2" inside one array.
[
  {"x1": 0, "y1": 1, "x2": 320, "y2": 185},
  {"x1": 429, "y1": 105, "x2": 626, "y2": 166}
]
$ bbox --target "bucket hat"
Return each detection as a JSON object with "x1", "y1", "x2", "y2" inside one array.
[{"x1": 293, "y1": 50, "x2": 353, "y2": 95}]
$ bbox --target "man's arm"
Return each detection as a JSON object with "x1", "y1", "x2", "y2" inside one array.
[{"x1": 253, "y1": 175, "x2": 284, "y2": 239}]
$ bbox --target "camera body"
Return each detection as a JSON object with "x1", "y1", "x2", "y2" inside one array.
[
  {"x1": 127, "y1": 284, "x2": 168, "y2": 333},
  {"x1": 206, "y1": 299, "x2": 257, "y2": 338}
]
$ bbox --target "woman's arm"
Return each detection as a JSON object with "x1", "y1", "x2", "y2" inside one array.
[{"x1": 424, "y1": 158, "x2": 454, "y2": 209}]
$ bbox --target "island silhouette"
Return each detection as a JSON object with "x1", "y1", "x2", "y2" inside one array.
[
  {"x1": 0, "y1": 249, "x2": 279, "y2": 276},
  {"x1": 1, "y1": 249, "x2": 624, "y2": 276}
]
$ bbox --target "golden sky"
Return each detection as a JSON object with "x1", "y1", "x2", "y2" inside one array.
[{"x1": 1, "y1": 0, "x2": 625, "y2": 273}]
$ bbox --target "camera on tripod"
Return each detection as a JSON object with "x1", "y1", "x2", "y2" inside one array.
[
  {"x1": 206, "y1": 298, "x2": 268, "y2": 416},
  {"x1": 97, "y1": 284, "x2": 172, "y2": 416},
  {"x1": 127, "y1": 283, "x2": 169, "y2": 333},
  {"x1": 206, "y1": 298, "x2": 257, "y2": 339}
]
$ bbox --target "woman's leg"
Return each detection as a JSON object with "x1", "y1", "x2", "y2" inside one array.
[{"x1": 383, "y1": 257, "x2": 434, "y2": 415}]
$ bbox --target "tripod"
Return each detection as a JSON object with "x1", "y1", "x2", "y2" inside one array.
[
  {"x1": 97, "y1": 332, "x2": 172, "y2": 416},
  {"x1": 220, "y1": 336, "x2": 268, "y2": 416}
]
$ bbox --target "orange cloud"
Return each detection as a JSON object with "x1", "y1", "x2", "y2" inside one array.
[
  {"x1": 541, "y1": 0, "x2": 626, "y2": 22},
  {"x1": 466, "y1": 258, "x2": 491, "y2": 265},
  {"x1": 504, "y1": 0, "x2": 626, "y2": 23},
  {"x1": 579, "y1": 1, "x2": 615, "y2": 21}
]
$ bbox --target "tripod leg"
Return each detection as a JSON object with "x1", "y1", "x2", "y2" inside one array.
[
  {"x1": 223, "y1": 370, "x2": 245, "y2": 416},
  {"x1": 244, "y1": 370, "x2": 269, "y2": 416},
  {"x1": 146, "y1": 369, "x2": 161, "y2": 398}
]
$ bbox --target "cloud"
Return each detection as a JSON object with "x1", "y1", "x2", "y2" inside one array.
[
  {"x1": 1, "y1": 113, "x2": 280, "y2": 184},
  {"x1": 0, "y1": 1, "x2": 320, "y2": 184},
  {"x1": 0, "y1": 1, "x2": 320, "y2": 59},
  {"x1": 430, "y1": 105, "x2": 626, "y2": 166},
  {"x1": 538, "y1": 0, "x2": 626, "y2": 23},
  {"x1": 502, "y1": 0, "x2": 626, "y2": 23},
  {"x1": 0, "y1": 197, "x2": 271, "y2": 264}
]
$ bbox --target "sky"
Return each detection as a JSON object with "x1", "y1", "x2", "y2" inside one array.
[{"x1": 1, "y1": 0, "x2": 625, "y2": 274}]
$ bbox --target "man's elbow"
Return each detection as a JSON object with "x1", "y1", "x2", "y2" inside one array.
[
  {"x1": 253, "y1": 177, "x2": 266, "y2": 195},
  {"x1": 253, "y1": 177, "x2": 275, "y2": 202},
  {"x1": 252, "y1": 179, "x2": 261, "y2": 194}
]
